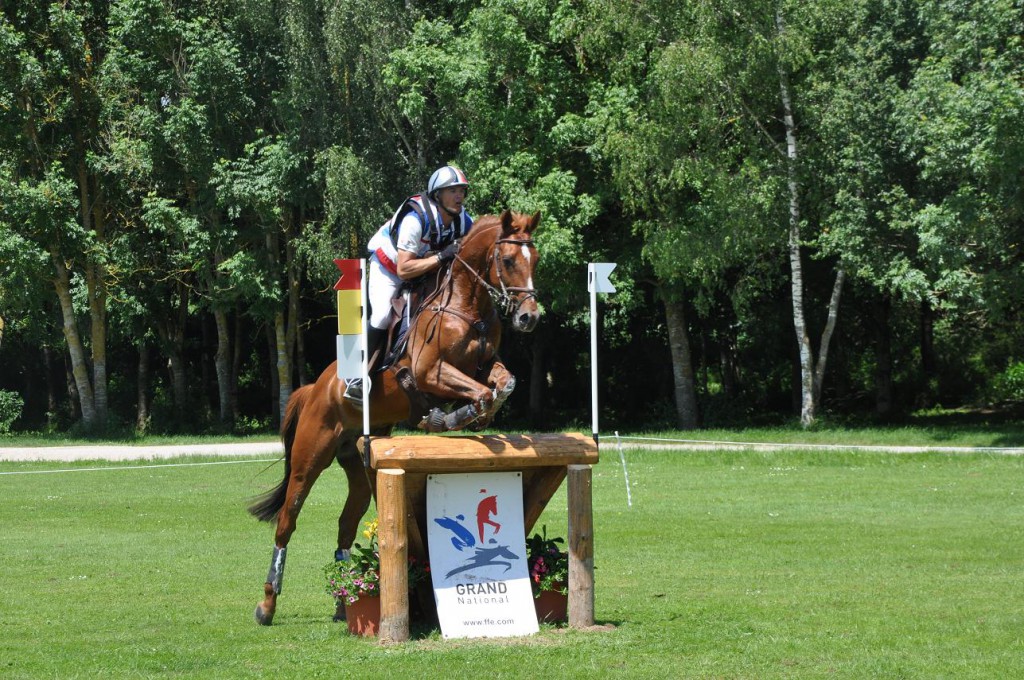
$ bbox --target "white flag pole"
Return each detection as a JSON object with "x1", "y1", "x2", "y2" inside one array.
[
  {"x1": 587, "y1": 263, "x2": 617, "y2": 446},
  {"x1": 589, "y1": 267, "x2": 599, "y2": 443},
  {"x1": 361, "y1": 258, "x2": 370, "y2": 465}
]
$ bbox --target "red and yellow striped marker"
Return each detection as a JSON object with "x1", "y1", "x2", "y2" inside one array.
[{"x1": 334, "y1": 259, "x2": 364, "y2": 380}]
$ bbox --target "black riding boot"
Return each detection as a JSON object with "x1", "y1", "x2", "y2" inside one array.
[{"x1": 343, "y1": 327, "x2": 388, "y2": 406}]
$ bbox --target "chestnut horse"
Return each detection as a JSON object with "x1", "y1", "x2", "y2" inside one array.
[{"x1": 248, "y1": 210, "x2": 540, "y2": 625}]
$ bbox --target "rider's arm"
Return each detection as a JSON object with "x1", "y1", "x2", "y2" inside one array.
[
  {"x1": 396, "y1": 249, "x2": 443, "y2": 280},
  {"x1": 394, "y1": 212, "x2": 445, "y2": 280}
]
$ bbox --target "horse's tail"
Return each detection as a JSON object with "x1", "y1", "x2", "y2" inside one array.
[{"x1": 248, "y1": 384, "x2": 314, "y2": 522}]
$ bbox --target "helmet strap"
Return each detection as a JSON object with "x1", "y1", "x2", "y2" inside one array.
[{"x1": 429, "y1": 193, "x2": 461, "y2": 221}]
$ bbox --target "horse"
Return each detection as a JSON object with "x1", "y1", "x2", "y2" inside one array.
[{"x1": 248, "y1": 209, "x2": 541, "y2": 625}]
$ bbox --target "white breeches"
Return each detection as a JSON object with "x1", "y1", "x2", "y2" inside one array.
[{"x1": 368, "y1": 256, "x2": 402, "y2": 330}]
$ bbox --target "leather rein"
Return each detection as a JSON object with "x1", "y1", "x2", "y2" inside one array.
[{"x1": 415, "y1": 231, "x2": 536, "y2": 378}]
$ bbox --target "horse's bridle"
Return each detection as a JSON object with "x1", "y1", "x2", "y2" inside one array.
[{"x1": 454, "y1": 237, "x2": 537, "y2": 318}]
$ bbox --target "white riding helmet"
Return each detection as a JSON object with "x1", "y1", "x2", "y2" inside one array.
[{"x1": 427, "y1": 165, "x2": 469, "y2": 197}]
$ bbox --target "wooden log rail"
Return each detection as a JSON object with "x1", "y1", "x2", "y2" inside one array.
[{"x1": 364, "y1": 432, "x2": 598, "y2": 643}]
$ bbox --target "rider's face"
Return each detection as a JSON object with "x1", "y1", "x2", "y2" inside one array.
[{"x1": 437, "y1": 186, "x2": 466, "y2": 214}]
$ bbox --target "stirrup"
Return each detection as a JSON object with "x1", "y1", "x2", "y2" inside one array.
[{"x1": 343, "y1": 377, "x2": 370, "y2": 406}]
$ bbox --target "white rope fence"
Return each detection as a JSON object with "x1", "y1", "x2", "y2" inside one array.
[{"x1": 608, "y1": 434, "x2": 1024, "y2": 454}]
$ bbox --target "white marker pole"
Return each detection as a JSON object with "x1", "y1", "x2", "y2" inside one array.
[
  {"x1": 361, "y1": 258, "x2": 370, "y2": 464},
  {"x1": 587, "y1": 263, "x2": 617, "y2": 444},
  {"x1": 589, "y1": 272, "x2": 599, "y2": 441}
]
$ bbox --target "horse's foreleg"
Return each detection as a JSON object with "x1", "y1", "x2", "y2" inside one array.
[
  {"x1": 330, "y1": 441, "x2": 374, "y2": 620},
  {"x1": 417, "y1": 362, "x2": 495, "y2": 432},
  {"x1": 471, "y1": 361, "x2": 516, "y2": 430},
  {"x1": 254, "y1": 424, "x2": 338, "y2": 626},
  {"x1": 335, "y1": 440, "x2": 373, "y2": 557}
]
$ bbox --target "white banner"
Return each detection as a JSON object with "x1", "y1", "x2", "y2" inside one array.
[{"x1": 427, "y1": 471, "x2": 538, "y2": 639}]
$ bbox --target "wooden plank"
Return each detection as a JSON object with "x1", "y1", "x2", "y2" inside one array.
[
  {"x1": 371, "y1": 432, "x2": 598, "y2": 471},
  {"x1": 377, "y1": 469, "x2": 409, "y2": 643}
]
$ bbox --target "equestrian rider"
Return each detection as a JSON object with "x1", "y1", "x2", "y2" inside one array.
[{"x1": 343, "y1": 165, "x2": 473, "y2": 405}]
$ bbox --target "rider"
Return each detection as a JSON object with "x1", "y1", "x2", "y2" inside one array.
[{"x1": 343, "y1": 165, "x2": 473, "y2": 405}]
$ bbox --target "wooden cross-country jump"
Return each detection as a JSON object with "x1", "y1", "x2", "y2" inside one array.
[{"x1": 363, "y1": 432, "x2": 599, "y2": 643}]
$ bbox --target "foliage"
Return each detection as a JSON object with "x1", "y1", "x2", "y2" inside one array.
[
  {"x1": 526, "y1": 524, "x2": 568, "y2": 596},
  {"x1": 2, "y1": 0, "x2": 1024, "y2": 434},
  {"x1": 323, "y1": 518, "x2": 429, "y2": 605},
  {"x1": 993, "y1": 362, "x2": 1024, "y2": 403},
  {"x1": 0, "y1": 389, "x2": 23, "y2": 433}
]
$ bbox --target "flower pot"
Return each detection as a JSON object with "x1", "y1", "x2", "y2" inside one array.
[
  {"x1": 344, "y1": 595, "x2": 381, "y2": 636},
  {"x1": 534, "y1": 587, "x2": 568, "y2": 623}
]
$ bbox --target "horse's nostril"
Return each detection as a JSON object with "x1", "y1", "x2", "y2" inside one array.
[{"x1": 518, "y1": 312, "x2": 537, "y2": 330}]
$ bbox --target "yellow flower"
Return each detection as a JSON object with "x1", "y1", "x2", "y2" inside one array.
[{"x1": 362, "y1": 518, "x2": 379, "y2": 541}]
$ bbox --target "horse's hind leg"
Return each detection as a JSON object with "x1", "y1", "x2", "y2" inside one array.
[{"x1": 254, "y1": 419, "x2": 339, "y2": 626}]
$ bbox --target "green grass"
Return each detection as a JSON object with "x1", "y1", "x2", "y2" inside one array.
[
  {"x1": 629, "y1": 422, "x2": 1024, "y2": 448},
  {"x1": 2, "y1": 448, "x2": 1022, "y2": 678}
]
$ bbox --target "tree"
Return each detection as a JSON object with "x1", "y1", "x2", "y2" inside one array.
[{"x1": 1, "y1": 1, "x2": 117, "y2": 430}]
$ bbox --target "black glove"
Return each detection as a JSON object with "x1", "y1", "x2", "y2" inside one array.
[{"x1": 437, "y1": 241, "x2": 460, "y2": 264}]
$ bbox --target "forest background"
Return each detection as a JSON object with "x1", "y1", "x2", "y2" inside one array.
[{"x1": 1, "y1": 0, "x2": 1022, "y2": 437}]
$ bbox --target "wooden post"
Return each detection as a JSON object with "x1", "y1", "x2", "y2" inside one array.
[
  {"x1": 567, "y1": 464, "x2": 594, "y2": 628},
  {"x1": 377, "y1": 468, "x2": 409, "y2": 643}
]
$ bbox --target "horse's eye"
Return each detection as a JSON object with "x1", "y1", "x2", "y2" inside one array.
[{"x1": 502, "y1": 257, "x2": 515, "y2": 268}]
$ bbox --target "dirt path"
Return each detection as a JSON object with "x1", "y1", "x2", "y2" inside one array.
[
  {"x1": 1, "y1": 437, "x2": 1022, "y2": 463},
  {"x1": 0, "y1": 441, "x2": 284, "y2": 462}
]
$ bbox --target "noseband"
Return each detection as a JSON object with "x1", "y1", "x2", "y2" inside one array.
[{"x1": 454, "y1": 237, "x2": 537, "y2": 318}]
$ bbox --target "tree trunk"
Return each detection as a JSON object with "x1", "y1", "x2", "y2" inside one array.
[
  {"x1": 51, "y1": 249, "x2": 96, "y2": 428},
  {"x1": 167, "y1": 352, "x2": 188, "y2": 416},
  {"x1": 285, "y1": 210, "x2": 301, "y2": 388},
  {"x1": 661, "y1": 288, "x2": 699, "y2": 429},
  {"x1": 213, "y1": 308, "x2": 233, "y2": 426},
  {"x1": 43, "y1": 345, "x2": 58, "y2": 429},
  {"x1": 778, "y1": 10, "x2": 815, "y2": 427},
  {"x1": 812, "y1": 268, "x2": 845, "y2": 406},
  {"x1": 73, "y1": 72, "x2": 109, "y2": 429},
  {"x1": 200, "y1": 315, "x2": 212, "y2": 418},
  {"x1": 86, "y1": 262, "x2": 108, "y2": 428},
  {"x1": 274, "y1": 310, "x2": 292, "y2": 425},
  {"x1": 136, "y1": 342, "x2": 150, "y2": 434},
  {"x1": 64, "y1": 352, "x2": 81, "y2": 421},
  {"x1": 231, "y1": 307, "x2": 242, "y2": 423},
  {"x1": 157, "y1": 283, "x2": 189, "y2": 417},
  {"x1": 266, "y1": 323, "x2": 281, "y2": 428}
]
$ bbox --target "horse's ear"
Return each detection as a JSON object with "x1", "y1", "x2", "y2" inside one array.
[
  {"x1": 527, "y1": 211, "x2": 541, "y2": 234},
  {"x1": 499, "y1": 209, "x2": 514, "y2": 236}
]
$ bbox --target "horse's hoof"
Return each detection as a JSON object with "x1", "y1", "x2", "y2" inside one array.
[
  {"x1": 418, "y1": 407, "x2": 447, "y2": 433},
  {"x1": 254, "y1": 604, "x2": 273, "y2": 626}
]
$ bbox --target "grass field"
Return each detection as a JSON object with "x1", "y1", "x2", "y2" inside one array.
[{"x1": 2, "y1": 446, "x2": 1022, "y2": 678}]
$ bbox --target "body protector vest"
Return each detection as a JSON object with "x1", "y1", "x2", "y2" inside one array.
[{"x1": 368, "y1": 194, "x2": 473, "y2": 275}]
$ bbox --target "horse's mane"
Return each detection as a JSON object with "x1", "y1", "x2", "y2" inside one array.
[
  {"x1": 462, "y1": 214, "x2": 503, "y2": 247},
  {"x1": 460, "y1": 211, "x2": 531, "y2": 255}
]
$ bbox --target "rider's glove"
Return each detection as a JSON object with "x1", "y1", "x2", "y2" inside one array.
[{"x1": 437, "y1": 241, "x2": 460, "y2": 265}]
